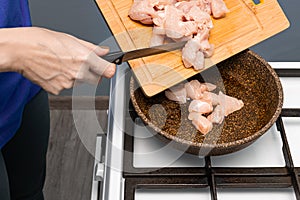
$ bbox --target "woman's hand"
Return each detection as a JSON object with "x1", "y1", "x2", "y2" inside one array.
[{"x1": 0, "y1": 27, "x2": 116, "y2": 95}]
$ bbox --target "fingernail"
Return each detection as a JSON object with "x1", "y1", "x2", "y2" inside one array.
[
  {"x1": 105, "y1": 64, "x2": 116, "y2": 78},
  {"x1": 99, "y1": 46, "x2": 110, "y2": 50}
]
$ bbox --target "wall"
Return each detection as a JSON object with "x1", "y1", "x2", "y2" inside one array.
[{"x1": 250, "y1": 0, "x2": 300, "y2": 61}]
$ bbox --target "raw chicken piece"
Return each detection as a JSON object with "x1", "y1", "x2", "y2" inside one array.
[
  {"x1": 180, "y1": 21, "x2": 199, "y2": 37},
  {"x1": 202, "y1": 82, "x2": 217, "y2": 91},
  {"x1": 164, "y1": 79, "x2": 243, "y2": 135},
  {"x1": 164, "y1": 5, "x2": 186, "y2": 39},
  {"x1": 149, "y1": 0, "x2": 176, "y2": 7},
  {"x1": 185, "y1": 80, "x2": 203, "y2": 100},
  {"x1": 128, "y1": 0, "x2": 229, "y2": 71},
  {"x1": 152, "y1": 10, "x2": 166, "y2": 27},
  {"x1": 181, "y1": 29, "x2": 214, "y2": 70},
  {"x1": 176, "y1": 0, "x2": 211, "y2": 15},
  {"x1": 211, "y1": 0, "x2": 229, "y2": 18},
  {"x1": 208, "y1": 91, "x2": 244, "y2": 124},
  {"x1": 184, "y1": 80, "x2": 216, "y2": 99},
  {"x1": 164, "y1": 5, "x2": 201, "y2": 39},
  {"x1": 182, "y1": 7, "x2": 214, "y2": 60},
  {"x1": 196, "y1": 29, "x2": 214, "y2": 58},
  {"x1": 193, "y1": 51, "x2": 205, "y2": 70},
  {"x1": 197, "y1": 82, "x2": 217, "y2": 93},
  {"x1": 152, "y1": 25, "x2": 166, "y2": 35},
  {"x1": 207, "y1": 104, "x2": 225, "y2": 124},
  {"x1": 185, "y1": 6, "x2": 213, "y2": 29},
  {"x1": 218, "y1": 91, "x2": 244, "y2": 116},
  {"x1": 188, "y1": 112, "x2": 213, "y2": 134},
  {"x1": 165, "y1": 84, "x2": 187, "y2": 104},
  {"x1": 150, "y1": 27, "x2": 166, "y2": 46},
  {"x1": 128, "y1": 0, "x2": 157, "y2": 24},
  {"x1": 198, "y1": 0, "x2": 212, "y2": 14},
  {"x1": 202, "y1": 43, "x2": 214, "y2": 58},
  {"x1": 175, "y1": 0, "x2": 199, "y2": 14},
  {"x1": 199, "y1": 84, "x2": 208, "y2": 93},
  {"x1": 182, "y1": 38, "x2": 205, "y2": 70},
  {"x1": 128, "y1": 0, "x2": 173, "y2": 24},
  {"x1": 158, "y1": 0, "x2": 179, "y2": 5},
  {"x1": 200, "y1": 91, "x2": 219, "y2": 105},
  {"x1": 188, "y1": 99, "x2": 213, "y2": 113},
  {"x1": 150, "y1": 33, "x2": 165, "y2": 46},
  {"x1": 172, "y1": 35, "x2": 193, "y2": 42}
]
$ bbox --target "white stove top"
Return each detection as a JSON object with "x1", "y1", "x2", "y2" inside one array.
[
  {"x1": 135, "y1": 188, "x2": 295, "y2": 200},
  {"x1": 93, "y1": 62, "x2": 300, "y2": 200},
  {"x1": 133, "y1": 62, "x2": 300, "y2": 200}
]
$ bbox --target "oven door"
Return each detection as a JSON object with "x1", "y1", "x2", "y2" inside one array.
[{"x1": 91, "y1": 63, "x2": 129, "y2": 200}]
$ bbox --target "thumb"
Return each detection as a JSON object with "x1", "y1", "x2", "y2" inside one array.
[
  {"x1": 93, "y1": 46, "x2": 110, "y2": 56},
  {"x1": 74, "y1": 37, "x2": 110, "y2": 56}
]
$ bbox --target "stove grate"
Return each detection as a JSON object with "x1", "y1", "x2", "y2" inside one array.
[{"x1": 123, "y1": 68, "x2": 300, "y2": 200}]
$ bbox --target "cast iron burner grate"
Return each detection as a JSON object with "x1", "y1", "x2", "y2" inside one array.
[{"x1": 122, "y1": 68, "x2": 300, "y2": 200}]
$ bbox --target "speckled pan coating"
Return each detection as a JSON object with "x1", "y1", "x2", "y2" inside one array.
[{"x1": 130, "y1": 50, "x2": 283, "y2": 156}]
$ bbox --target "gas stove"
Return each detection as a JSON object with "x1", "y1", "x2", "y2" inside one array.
[{"x1": 90, "y1": 62, "x2": 300, "y2": 200}]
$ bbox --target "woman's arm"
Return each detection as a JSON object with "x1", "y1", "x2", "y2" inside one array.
[{"x1": 0, "y1": 27, "x2": 116, "y2": 95}]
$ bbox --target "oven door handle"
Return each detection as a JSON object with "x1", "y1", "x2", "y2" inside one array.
[
  {"x1": 95, "y1": 162, "x2": 105, "y2": 181},
  {"x1": 91, "y1": 133, "x2": 107, "y2": 200}
]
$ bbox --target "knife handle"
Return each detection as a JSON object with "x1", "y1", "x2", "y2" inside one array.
[{"x1": 101, "y1": 51, "x2": 124, "y2": 65}]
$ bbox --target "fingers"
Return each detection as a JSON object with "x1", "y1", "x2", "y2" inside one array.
[
  {"x1": 88, "y1": 46, "x2": 116, "y2": 78},
  {"x1": 86, "y1": 52, "x2": 116, "y2": 79},
  {"x1": 74, "y1": 37, "x2": 110, "y2": 56},
  {"x1": 102, "y1": 63, "x2": 116, "y2": 78},
  {"x1": 76, "y1": 64, "x2": 101, "y2": 84},
  {"x1": 41, "y1": 72, "x2": 99, "y2": 95},
  {"x1": 73, "y1": 37, "x2": 116, "y2": 78},
  {"x1": 93, "y1": 46, "x2": 110, "y2": 56},
  {"x1": 46, "y1": 75, "x2": 74, "y2": 95},
  {"x1": 55, "y1": 32, "x2": 116, "y2": 81}
]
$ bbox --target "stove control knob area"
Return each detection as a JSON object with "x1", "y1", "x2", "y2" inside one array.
[{"x1": 95, "y1": 162, "x2": 105, "y2": 181}]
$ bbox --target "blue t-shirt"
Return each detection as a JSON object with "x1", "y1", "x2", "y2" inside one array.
[{"x1": 0, "y1": 0, "x2": 41, "y2": 149}]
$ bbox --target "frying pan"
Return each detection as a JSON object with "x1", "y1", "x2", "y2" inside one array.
[{"x1": 130, "y1": 50, "x2": 283, "y2": 156}]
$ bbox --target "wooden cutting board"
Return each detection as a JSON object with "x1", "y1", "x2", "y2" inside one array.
[{"x1": 95, "y1": 0, "x2": 289, "y2": 97}]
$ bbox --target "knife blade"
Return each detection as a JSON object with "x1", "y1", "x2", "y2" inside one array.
[{"x1": 102, "y1": 41, "x2": 187, "y2": 65}]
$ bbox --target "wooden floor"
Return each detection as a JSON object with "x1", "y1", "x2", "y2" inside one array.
[{"x1": 44, "y1": 97, "x2": 108, "y2": 200}]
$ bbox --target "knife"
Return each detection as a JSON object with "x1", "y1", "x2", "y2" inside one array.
[{"x1": 102, "y1": 41, "x2": 187, "y2": 65}]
